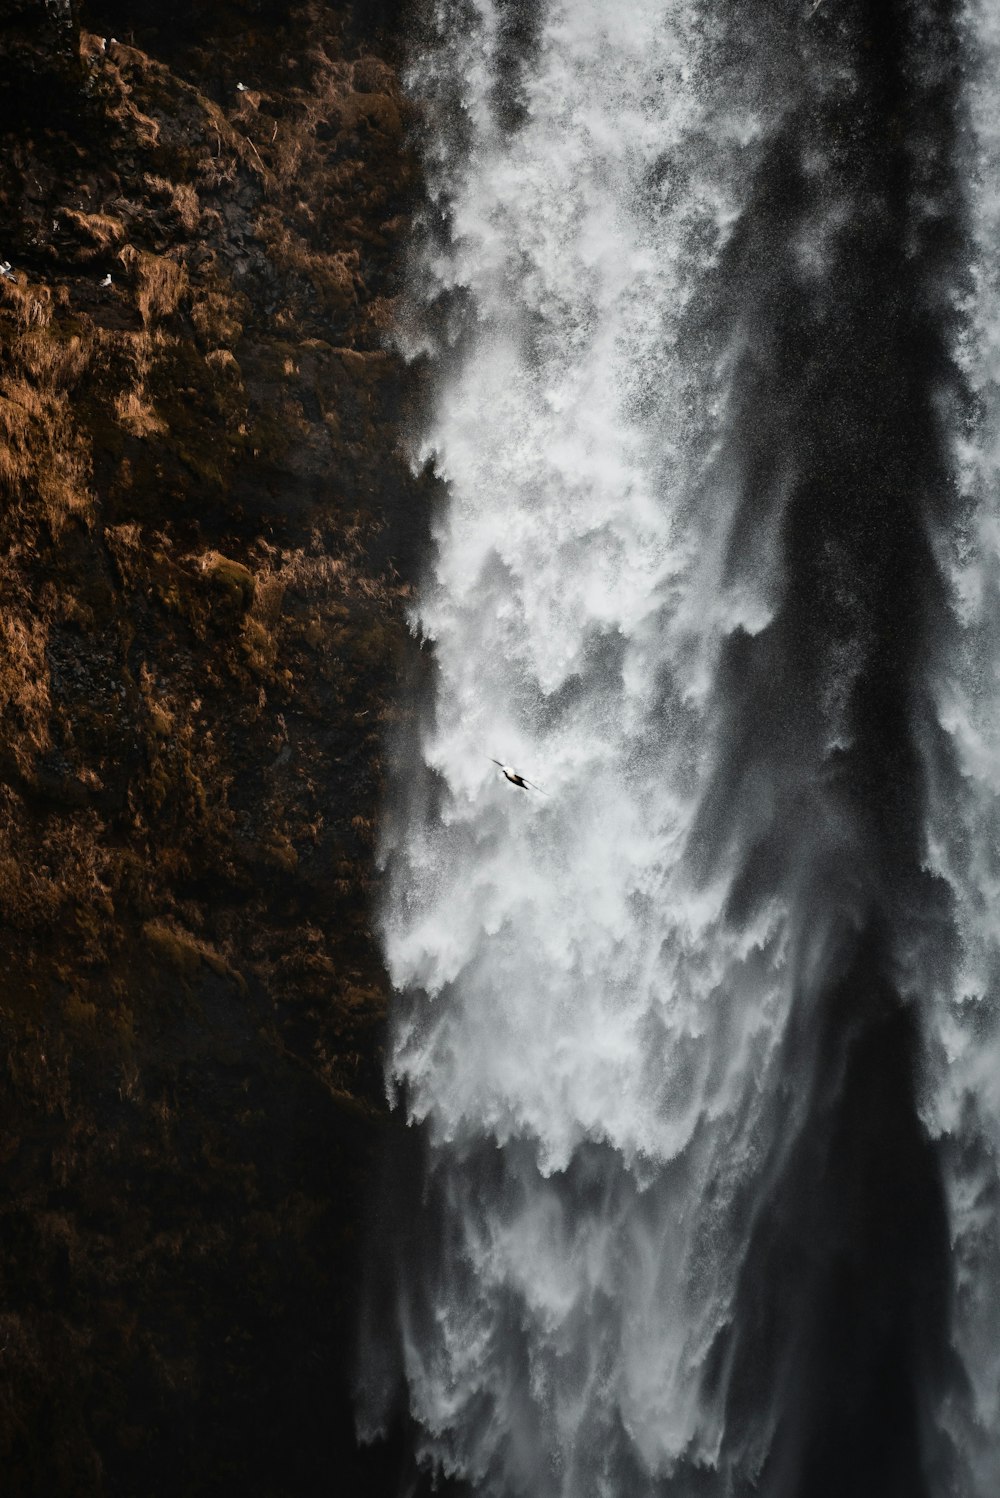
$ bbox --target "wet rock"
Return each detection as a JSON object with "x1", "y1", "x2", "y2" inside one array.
[{"x1": 0, "y1": 2, "x2": 426, "y2": 1492}]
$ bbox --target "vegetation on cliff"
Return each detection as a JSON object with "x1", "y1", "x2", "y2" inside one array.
[{"x1": 0, "y1": 1, "x2": 424, "y2": 1490}]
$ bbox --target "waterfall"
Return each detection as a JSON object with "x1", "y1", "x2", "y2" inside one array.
[
  {"x1": 358, "y1": 4, "x2": 998, "y2": 1495},
  {"x1": 923, "y1": 1, "x2": 1000, "y2": 1491}
]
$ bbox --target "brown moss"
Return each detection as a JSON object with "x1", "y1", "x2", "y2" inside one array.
[
  {"x1": 201, "y1": 552, "x2": 256, "y2": 610},
  {"x1": 142, "y1": 919, "x2": 246, "y2": 991}
]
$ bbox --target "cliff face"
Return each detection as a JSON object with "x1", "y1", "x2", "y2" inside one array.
[{"x1": 0, "y1": 3, "x2": 423, "y2": 1491}]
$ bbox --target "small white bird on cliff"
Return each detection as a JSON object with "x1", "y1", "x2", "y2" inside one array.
[
  {"x1": 99, "y1": 272, "x2": 112, "y2": 288},
  {"x1": 236, "y1": 82, "x2": 248, "y2": 93},
  {"x1": 0, "y1": 261, "x2": 14, "y2": 282},
  {"x1": 490, "y1": 759, "x2": 545, "y2": 793}
]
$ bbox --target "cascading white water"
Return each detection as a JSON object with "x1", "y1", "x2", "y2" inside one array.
[
  {"x1": 390, "y1": 0, "x2": 782, "y2": 1167},
  {"x1": 363, "y1": 2, "x2": 1000, "y2": 1494},
  {"x1": 372, "y1": 3, "x2": 800, "y2": 1491},
  {"x1": 923, "y1": 2, "x2": 1000, "y2": 1489}
]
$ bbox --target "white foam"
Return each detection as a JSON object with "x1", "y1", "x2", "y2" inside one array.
[
  {"x1": 921, "y1": 2, "x2": 1000, "y2": 1488},
  {"x1": 379, "y1": 1, "x2": 792, "y2": 1489}
]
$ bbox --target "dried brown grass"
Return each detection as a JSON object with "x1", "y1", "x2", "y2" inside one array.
[
  {"x1": 0, "y1": 377, "x2": 94, "y2": 531},
  {"x1": 0, "y1": 612, "x2": 52, "y2": 774},
  {"x1": 0, "y1": 268, "x2": 99, "y2": 529},
  {"x1": 206, "y1": 348, "x2": 240, "y2": 375},
  {"x1": 143, "y1": 175, "x2": 201, "y2": 235},
  {"x1": 114, "y1": 388, "x2": 168, "y2": 437},
  {"x1": 58, "y1": 208, "x2": 127, "y2": 259},
  {"x1": 191, "y1": 287, "x2": 244, "y2": 349},
  {"x1": 18, "y1": 331, "x2": 92, "y2": 390},
  {"x1": 119, "y1": 247, "x2": 189, "y2": 326},
  {"x1": 0, "y1": 799, "x2": 117, "y2": 935},
  {"x1": 256, "y1": 208, "x2": 360, "y2": 314},
  {"x1": 0, "y1": 278, "x2": 54, "y2": 330}
]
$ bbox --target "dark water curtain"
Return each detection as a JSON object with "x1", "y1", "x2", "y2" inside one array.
[{"x1": 359, "y1": 4, "x2": 1000, "y2": 1496}]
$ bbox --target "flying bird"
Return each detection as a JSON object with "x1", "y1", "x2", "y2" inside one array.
[{"x1": 490, "y1": 759, "x2": 545, "y2": 793}]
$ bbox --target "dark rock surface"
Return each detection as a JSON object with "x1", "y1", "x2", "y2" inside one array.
[{"x1": 0, "y1": 2, "x2": 426, "y2": 1491}]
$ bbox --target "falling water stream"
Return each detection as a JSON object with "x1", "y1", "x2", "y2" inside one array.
[{"x1": 358, "y1": 3, "x2": 1000, "y2": 1495}]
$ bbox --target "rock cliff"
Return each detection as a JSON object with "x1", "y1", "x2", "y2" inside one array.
[{"x1": 0, "y1": 1, "x2": 424, "y2": 1491}]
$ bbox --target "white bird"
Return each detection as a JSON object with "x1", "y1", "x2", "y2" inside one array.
[
  {"x1": 0, "y1": 261, "x2": 14, "y2": 282},
  {"x1": 490, "y1": 758, "x2": 545, "y2": 793},
  {"x1": 236, "y1": 82, "x2": 248, "y2": 93},
  {"x1": 99, "y1": 272, "x2": 112, "y2": 288}
]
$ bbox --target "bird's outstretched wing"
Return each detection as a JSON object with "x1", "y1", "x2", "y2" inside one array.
[{"x1": 487, "y1": 756, "x2": 547, "y2": 793}]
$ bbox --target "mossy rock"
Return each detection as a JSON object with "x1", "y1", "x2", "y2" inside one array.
[
  {"x1": 260, "y1": 831, "x2": 297, "y2": 871},
  {"x1": 142, "y1": 918, "x2": 246, "y2": 992},
  {"x1": 201, "y1": 552, "x2": 255, "y2": 613},
  {"x1": 143, "y1": 918, "x2": 203, "y2": 979}
]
